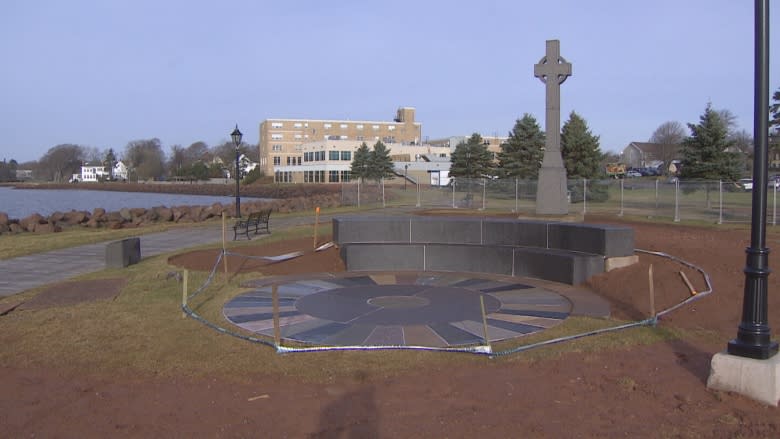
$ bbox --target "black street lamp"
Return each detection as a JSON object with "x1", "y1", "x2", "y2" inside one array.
[
  {"x1": 727, "y1": 0, "x2": 778, "y2": 360},
  {"x1": 231, "y1": 124, "x2": 243, "y2": 218}
]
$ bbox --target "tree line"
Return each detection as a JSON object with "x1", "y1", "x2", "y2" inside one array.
[
  {"x1": 447, "y1": 88, "x2": 780, "y2": 183},
  {"x1": 3, "y1": 138, "x2": 261, "y2": 183}
]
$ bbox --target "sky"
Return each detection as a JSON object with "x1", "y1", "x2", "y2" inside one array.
[{"x1": 1, "y1": 0, "x2": 779, "y2": 163}]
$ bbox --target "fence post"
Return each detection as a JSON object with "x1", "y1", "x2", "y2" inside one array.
[
  {"x1": 416, "y1": 181, "x2": 421, "y2": 207},
  {"x1": 674, "y1": 179, "x2": 680, "y2": 222},
  {"x1": 774, "y1": 182, "x2": 777, "y2": 226},
  {"x1": 381, "y1": 177, "x2": 385, "y2": 208},
  {"x1": 619, "y1": 178, "x2": 624, "y2": 217},
  {"x1": 452, "y1": 180, "x2": 456, "y2": 208},
  {"x1": 357, "y1": 180, "x2": 361, "y2": 208},
  {"x1": 582, "y1": 179, "x2": 588, "y2": 214},
  {"x1": 655, "y1": 179, "x2": 659, "y2": 209},
  {"x1": 515, "y1": 178, "x2": 519, "y2": 213},
  {"x1": 481, "y1": 178, "x2": 486, "y2": 210},
  {"x1": 718, "y1": 180, "x2": 723, "y2": 224}
]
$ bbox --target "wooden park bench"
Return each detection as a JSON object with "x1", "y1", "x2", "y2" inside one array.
[{"x1": 233, "y1": 209, "x2": 272, "y2": 240}]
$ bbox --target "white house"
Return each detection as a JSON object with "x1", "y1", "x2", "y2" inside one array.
[
  {"x1": 113, "y1": 160, "x2": 128, "y2": 181},
  {"x1": 80, "y1": 164, "x2": 109, "y2": 182}
]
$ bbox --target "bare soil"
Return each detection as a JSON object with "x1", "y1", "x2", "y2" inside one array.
[{"x1": 2, "y1": 216, "x2": 779, "y2": 438}]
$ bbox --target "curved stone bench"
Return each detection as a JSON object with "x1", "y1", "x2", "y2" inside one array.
[{"x1": 332, "y1": 216, "x2": 636, "y2": 285}]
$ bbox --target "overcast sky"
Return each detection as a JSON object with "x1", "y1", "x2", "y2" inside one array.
[{"x1": 1, "y1": 0, "x2": 778, "y2": 163}]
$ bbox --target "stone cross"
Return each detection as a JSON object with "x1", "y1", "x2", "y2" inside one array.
[{"x1": 534, "y1": 40, "x2": 572, "y2": 215}]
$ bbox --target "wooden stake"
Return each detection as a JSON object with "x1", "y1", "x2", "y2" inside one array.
[
  {"x1": 648, "y1": 264, "x2": 655, "y2": 318},
  {"x1": 480, "y1": 295, "x2": 491, "y2": 349},
  {"x1": 679, "y1": 271, "x2": 698, "y2": 296},
  {"x1": 222, "y1": 212, "x2": 229, "y2": 282},
  {"x1": 182, "y1": 269, "x2": 188, "y2": 319},
  {"x1": 313, "y1": 206, "x2": 320, "y2": 249},
  {"x1": 272, "y1": 284, "x2": 281, "y2": 347}
]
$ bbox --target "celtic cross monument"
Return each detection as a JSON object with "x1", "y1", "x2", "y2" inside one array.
[{"x1": 534, "y1": 40, "x2": 572, "y2": 215}]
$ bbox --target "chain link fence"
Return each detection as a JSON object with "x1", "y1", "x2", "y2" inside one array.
[{"x1": 339, "y1": 177, "x2": 780, "y2": 224}]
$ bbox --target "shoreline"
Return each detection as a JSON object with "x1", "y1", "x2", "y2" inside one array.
[
  {"x1": 0, "y1": 182, "x2": 343, "y2": 233},
  {"x1": 8, "y1": 181, "x2": 339, "y2": 199}
]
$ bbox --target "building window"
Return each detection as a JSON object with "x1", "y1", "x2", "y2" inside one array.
[
  {"x1": 356, "y1": 124, "x2": 364, "y2": 130},
  {"x1": 340, "y1": 135, "x2": 348, "y2": 140},
  {"x1": 341, "y1": 151, "x2": 351, "y2": 161},
  {"x1": 329, "y1": 151, "x2": 340, "y2": 161},
  {"x1": 318, "y1": 171, "x2": 325, "y2": 182},
  {"x1": 341, "y1": 170, "x2": 351, "y2": 182},
  {"x1": 315, "y1": 151, "x2": 325, "y2": 161},
  {"x1": 388, "y1": 125, "x2": 396, "y2": 131},
  {"x1": 271, "y1": 134, "x2": 283, "y2": 140},
  {"x1": 294, "y1": 134, "x2": 302, "y2": 139},
  {"x1": 271, "y1": 122, "x2": 283, "y2": 128},
  {"x1": 340, "y1": 124, "x2": 348, "y2": 129},
  {"x1": 324, "y1": 123, "x2": 332, "y2": 129},
  {"x1": 372, "y1": 125, "x2": 380, "y2": 130},
  {"x1": 356, "y1": 136, "x2": 364, "y2": 141},
  {"x1": 272, "y1": 144, "x2": 282, "y2": 151},
  {"x1": 294, "y1": 122, "x2": 303, "y2": 128},
  {"x1": 329, "y1": 170, "x2": 340, "y2": 182},
  {"x1": 273, "y1": 156, "x2": 281, "y2": 166}
]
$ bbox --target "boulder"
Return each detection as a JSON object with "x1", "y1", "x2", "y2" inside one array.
[
  {"x1": 20, "y1": 213, "x2": 46, "y2": 232},
  {"x1": 0, "y1": 224, "x2": 9, "y2": 234},
  {"x1": 85, "y1": 218, "x2": 101, "y2": 228},
  {"x1": 119, "y1": 208, "x2": 133, "y2": 221},
  {"x1": 153, "y1": 206, "x2": 173, "y2": 222},
  {"x1": 49, "y1": 211, "x2": 66, "y2": 224},
  {"x1": 63, "y1": 211, "x2": 89, "y2": 225},
  {"x1": 9, "y1": 224, "x2": 23, "y2": 233},
  {"x1": 130, "y1": 207, "x2": 147, "y2": 218},
  {"x1": 106, "y1": 211, "x2": 124, "y2": 223},
  {"x1": 92, "y1": 208, "x2": 106, "y2": 220}
]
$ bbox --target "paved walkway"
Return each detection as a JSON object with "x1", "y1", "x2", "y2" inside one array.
[{"x1": 0, "y1": 209, "x2": 407, "y2": 298}]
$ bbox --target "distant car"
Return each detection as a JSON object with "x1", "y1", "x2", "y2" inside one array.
[
  {"x1": 626, "y1": 170, "x2": 642, "y2": 178},
  {"x1": 739, "y1": 178, "x2": 754, "y2": 191}
]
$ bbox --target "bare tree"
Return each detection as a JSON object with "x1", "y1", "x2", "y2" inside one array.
[
  {"x1": 649, "y1": 121, "x2": 686, "y2": 145},
  {"x1": 649, "y1": 121, "x2": 686, "y2": 174},
  {"x1": 38, "y1": 144, "x2": 85, "y2": 182},
  {"x1": 124, "y1": 138, "x2": 165, "y2": 181}
]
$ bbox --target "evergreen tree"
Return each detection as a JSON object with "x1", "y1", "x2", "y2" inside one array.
[
  {"x1": 680, "y1": 103, "x2": 741, "y2": 181},
  {"x1": 449, "y1": 133, "x2": 494, "y2": 178},
  {"x1": 350, "y1": 142, "x2": 371, "y2": 182},
  {"x1": 561, "y1": 111, "x2": 602, "y2": 179},
  {"x1": 497, "y1": 114, "x2": 544, "y2": 179},
  {"x1": 769, "y1": 87, "x2": 780, "y2": 156},
  {"x1": 104, "y1": 148, "x2": 117, "y2": 180},
  {"x1": 368, "y1": 140, "x2": 394, "y2": 182}
]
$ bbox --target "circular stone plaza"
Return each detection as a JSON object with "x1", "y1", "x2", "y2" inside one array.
[{"x1": 223, "y1": 272, "x2": 609, "y2": 349}]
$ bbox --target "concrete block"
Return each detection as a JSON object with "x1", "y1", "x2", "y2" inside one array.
[
  {"x1": 425, "y1": 244, "x2": 514, "y2": 275},
  {"x1": 605, "y1": 255, "x2": 639, "y2": 271},
  {"x1": 481, "y1": 219, "x2": 548, "y2": 247},
  {"x1": 547, "y1": 223, "x2": 634, "y2": 257},
  {"x1": 514, "y1": 247, "x2": 604, "y2": 285},
  {"x1": 410, "y1": 217, "x2": 482, "y2": 244},
  {"x1": 342, "y1": 244, "x2": 424, "y2": 271},
  {"x1": 707, "y1": 351, "x2": 780, "y2": 406},
  {"x1": 105, "y1": 237, "x2": 141, "y2": 268},
  {"x1": 333, "y1": 217, "x2": 411, "y2": 244}
]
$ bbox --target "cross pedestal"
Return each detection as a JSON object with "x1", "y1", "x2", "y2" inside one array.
[{"x1": 534, "y1": 40, "x2": 572, "y2": 215}]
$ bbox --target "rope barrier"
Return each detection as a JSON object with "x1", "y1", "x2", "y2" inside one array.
[{"x1": 180, "y1": 246, "x2": 713, "y2": 358}]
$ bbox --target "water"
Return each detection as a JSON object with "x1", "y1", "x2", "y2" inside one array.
[{"x1": 0, "y1": 187, "x2": 260, "y2": 219}]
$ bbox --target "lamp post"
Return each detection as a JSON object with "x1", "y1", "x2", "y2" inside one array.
[
  {"x1": 231, "y1": 125, "x2": 243, "y2": 218},
  {"x1": 404, "y1": 164, "x2": 409, "y2": 191}
]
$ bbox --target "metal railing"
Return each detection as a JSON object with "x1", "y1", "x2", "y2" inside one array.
[{"x1": 339, "y1": 177, "x2": 777, "y2": 224}]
